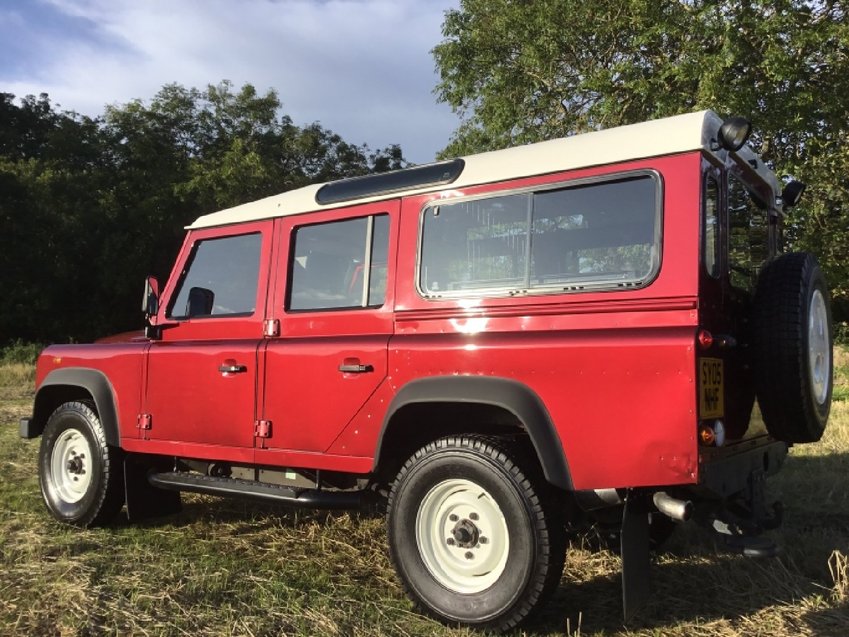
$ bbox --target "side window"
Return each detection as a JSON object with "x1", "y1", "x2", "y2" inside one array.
[
  {"x1": 420, "y1": 194, "x2": 530, "y2": 293},
  {"x1": 419, "y1": 174, "x2": 659, "y2": 296},
  {"x1": 704, "y1": 175, "x2": 719, "y2": 277},
  {"x1": 728, "y1": 174, "x2": 768, "y2": 290},
  {"x1": 168, "y1": 233, "x2": 262, "y2": 319},
  {"x1": 288, "y1": 214, "x2": 389, "y2": 311}
]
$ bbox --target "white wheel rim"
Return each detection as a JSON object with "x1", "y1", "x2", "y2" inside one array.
[
  {"x1": 50, "y1": 429, "x2": 93, "y2": 504},
  {"x1": 808, "y1": 288, "x2": 830, "y2": 405},
  {"x1": 415, "y1": 478, "x2": 510, "y2": 594}
]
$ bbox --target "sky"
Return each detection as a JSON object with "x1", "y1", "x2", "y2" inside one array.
[{"x1": 0, "y1": 0, "x2": 461, "y2": 164}]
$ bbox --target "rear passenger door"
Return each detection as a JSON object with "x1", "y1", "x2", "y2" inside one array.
[{"x1": 259, "y1": 201, "x2": 397, "y2": 455}]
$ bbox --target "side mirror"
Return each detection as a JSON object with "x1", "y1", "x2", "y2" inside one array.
[
  {"x1": 142, "y1": 276, "x2": 160, "y2": 317},
  {"x1": 187, "y1": 287, "x2": 215, "y2": 317}
]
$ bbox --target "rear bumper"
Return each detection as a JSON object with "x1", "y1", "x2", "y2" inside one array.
[{"x1": 699, "y1": 439, "x2": 788, "y2": 498}]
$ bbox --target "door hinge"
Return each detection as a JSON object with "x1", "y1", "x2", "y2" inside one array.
[
  {"x1": 137, "y1": 413, "x2": 152, "y2": 430},
  {"x1": 254, "y1": 420, "x2": 272, "y2": 438},
  {"x1": 263, "y1": 319, "x2": 280, "y2": 337}
]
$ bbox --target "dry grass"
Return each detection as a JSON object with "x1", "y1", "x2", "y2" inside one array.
[{"x1": 1, "y1": 353, "x2": 848, "y2": 636}]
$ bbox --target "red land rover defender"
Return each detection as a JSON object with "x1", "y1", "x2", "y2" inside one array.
[{"x1": 21, "y1": 111, "x2": 832, "y2": 630}]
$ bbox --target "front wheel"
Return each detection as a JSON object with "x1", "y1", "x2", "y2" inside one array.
[
  {"x1": 38, "y1": 401, "x2": 125, "y2": 526},
  {"x1": 386, "y1": 436, "x2": 565, "y2": 631}
]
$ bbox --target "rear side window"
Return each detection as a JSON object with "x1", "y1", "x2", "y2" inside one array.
[
  {"x1": 419, "y1": 174, "x2": 659, "y2": 297},
  {"x1": 288, "y1": 214, "x2": 389, "y2": 311},
  {"x1": 168, "y1": 233, "x2": 262, "y2": 319}
]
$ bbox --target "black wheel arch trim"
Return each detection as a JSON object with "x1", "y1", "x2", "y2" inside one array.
[
  {"x1": 374, "y1": 376, "x2": 573, "y2": 490},
  {"x1": 32, "y1": 368, "x2": 121, "y2": 446}
]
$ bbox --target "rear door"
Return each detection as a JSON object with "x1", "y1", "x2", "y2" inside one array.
[
  {"x1": 699, "y1": 163, "x2": 774, "y2": 440},
  {"x1": 143, "y1": 220, "x2": 272, "y2": 450},
  {"x1": 259, "y1": 201, "x2": 397, "y2": 455}
]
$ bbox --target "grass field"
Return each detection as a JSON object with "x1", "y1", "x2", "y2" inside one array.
[{"x1": 1, "y1": 355, "x2": 847, "y2": 636}]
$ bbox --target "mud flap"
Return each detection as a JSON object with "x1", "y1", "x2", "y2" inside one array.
[
  {"x1": 124, "y1": 457, "x2": 182, "y2": 521},
  {"x1": 621, "y1": 491, "x2": 650, "y2": 622}
]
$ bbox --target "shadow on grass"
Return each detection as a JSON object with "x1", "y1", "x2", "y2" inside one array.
[
  {"x1": 525, "y1": 551, "x2": 837, "y2": 635},
  {"x1": 118, "y1": 492, "x2": 379, "y2": 531},
  {"x1": 802, "y1": 599, "x2": 849, "y2": 637},
  {"x1": 83, "y1": 451, "x2": 848, "y2": 635},
  {"x1": 523, "y1": 452, "x2": 849, "y2": 635}
]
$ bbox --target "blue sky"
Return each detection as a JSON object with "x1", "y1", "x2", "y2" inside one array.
[{"x1": 0, "y1": 0, "x2": 460, "y2": 163}]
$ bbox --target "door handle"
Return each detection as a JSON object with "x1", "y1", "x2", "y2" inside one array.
[
  {"x1": 338, "y1": 359, "x2": 374, "y2": 374},
  {"x1": 219, "y1": 363, "x2": 248, "y2": 374}
]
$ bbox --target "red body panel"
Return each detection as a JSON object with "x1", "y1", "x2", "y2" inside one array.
[
  {"x1": 375, "y1": 154, "x2": 702, "y2": 488},
  {"x1": 36, "y1": 343, "x2": 146, "y2": 442},
  {"x1": 36, "y1": 151, "x2": 732, "y2": 491}
]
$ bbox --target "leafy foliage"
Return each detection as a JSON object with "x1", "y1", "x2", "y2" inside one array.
[
  {"x1": 0, "y1": 82, "x2": 405, "y2": 345},
  {"x1": 433, "y1": 0, "x2": 849, "y2": 313}
]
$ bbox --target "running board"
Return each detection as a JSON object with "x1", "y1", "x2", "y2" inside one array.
[{"x1": 148, "y1": 471, "x2": 367, "y2": 510}]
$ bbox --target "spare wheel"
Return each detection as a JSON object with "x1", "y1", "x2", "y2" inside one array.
[{"x1": 752, "y1": 252, "x2": 832, "y2": 443}]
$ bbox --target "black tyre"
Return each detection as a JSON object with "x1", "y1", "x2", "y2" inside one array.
[
  {"x1": 386, "y1": 436, "x2": 566, "y2": 632},
  {"x1": 38, "y1": 401, "x2": 125, "y2": 526},
  {"x1": 752, "y1": 252, "x2": 832, "y2": 442}
]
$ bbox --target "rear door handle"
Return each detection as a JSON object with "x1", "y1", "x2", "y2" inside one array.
[
  {"x1": 338, "y1": 358, "x2": 374, "y2": 374},
  {"x1": 219, "y1": 363, "x2": 248, "y2": 374}
]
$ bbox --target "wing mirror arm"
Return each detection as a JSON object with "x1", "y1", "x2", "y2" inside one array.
[{"x1": 142, "y1": 276, "x2": 178, "y2": 340}]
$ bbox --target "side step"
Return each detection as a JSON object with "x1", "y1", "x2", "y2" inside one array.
[{"x1": 148, "y1": 471, "x2": 368, "y2": 510}]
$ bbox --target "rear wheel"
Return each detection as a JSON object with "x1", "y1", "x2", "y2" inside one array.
[
  {"x1": 752, "y1": 252, "x2": 833, "y2": 442},
  {"x1": 38, "y1": 401, "x2": 125, "y2": 526},
  {"x1": 386, "y1": 436, "x2": 565, "y2": 631}
]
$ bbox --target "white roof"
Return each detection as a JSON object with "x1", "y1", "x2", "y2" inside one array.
[{"x1": 189, "y1": 110, "x2": 775, "y2": 229}]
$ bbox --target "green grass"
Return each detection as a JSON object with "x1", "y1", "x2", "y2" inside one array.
[{"x1": 1, "y1": 357, "x2": 848, "y2": 636}]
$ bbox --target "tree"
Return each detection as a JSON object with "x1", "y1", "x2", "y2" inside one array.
[
  {"x1": 0, "y1": 82, "x2": 407, "y2": 345},
  {"x1": 433, "y1": 0, "x2": 849, "y2": 314}
]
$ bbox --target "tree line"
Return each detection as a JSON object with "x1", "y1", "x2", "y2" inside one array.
[
  {"x1": 0, "y1": 82, "x2": 404, "y2": 345},
  {"x1": 3, "y1": 1, "x2": 848, "y2": 346},
  {"x1": 433, "y1": 0, "x2": 849, "y2": 325}
]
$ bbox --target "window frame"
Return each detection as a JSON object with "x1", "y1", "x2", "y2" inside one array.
[
  {"x1": 415, "y1": 169, "x2": 663, "y2": 300},
  {"x1": 165, "y1": 230, "x2": 265, "y2": 321},
  {"x1": 284, "y1": 213, "x2": 391, "y2": 314},
  {"x1": 726, "y1": 170, "x2": 771, "y2": 292},
  {"x1": 703, "y1": 172, "x2": 721, "y2": 279}
]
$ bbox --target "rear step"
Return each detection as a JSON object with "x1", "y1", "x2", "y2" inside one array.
[{"x1": 148, "y1": 471, "x2": 368, "y2": 510}]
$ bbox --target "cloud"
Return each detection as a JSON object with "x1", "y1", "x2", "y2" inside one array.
[{"x1": 1, "y1": 0, "x2": 459, "y2": 163}]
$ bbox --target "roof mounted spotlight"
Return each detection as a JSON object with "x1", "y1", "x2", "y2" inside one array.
[
  {"x1": 717, "y1": 116, "x2": 752, "y2": 152},
  {"x1": 781, "y1": 180, "x2": 806, "y2": 208}
]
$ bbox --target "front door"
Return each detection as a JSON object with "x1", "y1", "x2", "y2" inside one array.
[
  {"x1": 260, "y1": 201, "x2": 397, "y2": 455},
  {"x1": 143, "y1": 220, "x2": 273, "y2": 450}
]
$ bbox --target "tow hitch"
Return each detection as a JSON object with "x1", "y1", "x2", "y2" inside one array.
[{"x1": 702, "y1": 469, "x2": 783, "y2": 557}]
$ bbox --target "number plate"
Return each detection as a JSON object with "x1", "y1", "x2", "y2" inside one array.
[{"x1": 699, "y1": 358, "x2": 724, "y2": 418}]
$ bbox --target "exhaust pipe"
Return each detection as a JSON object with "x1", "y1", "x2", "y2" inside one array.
[
  {"x1": 574, "y1": 488, "x2": 625, "y2": 511},
  {"x1": 653, "y1": 491, "x2": 693, "y2": 522}
]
